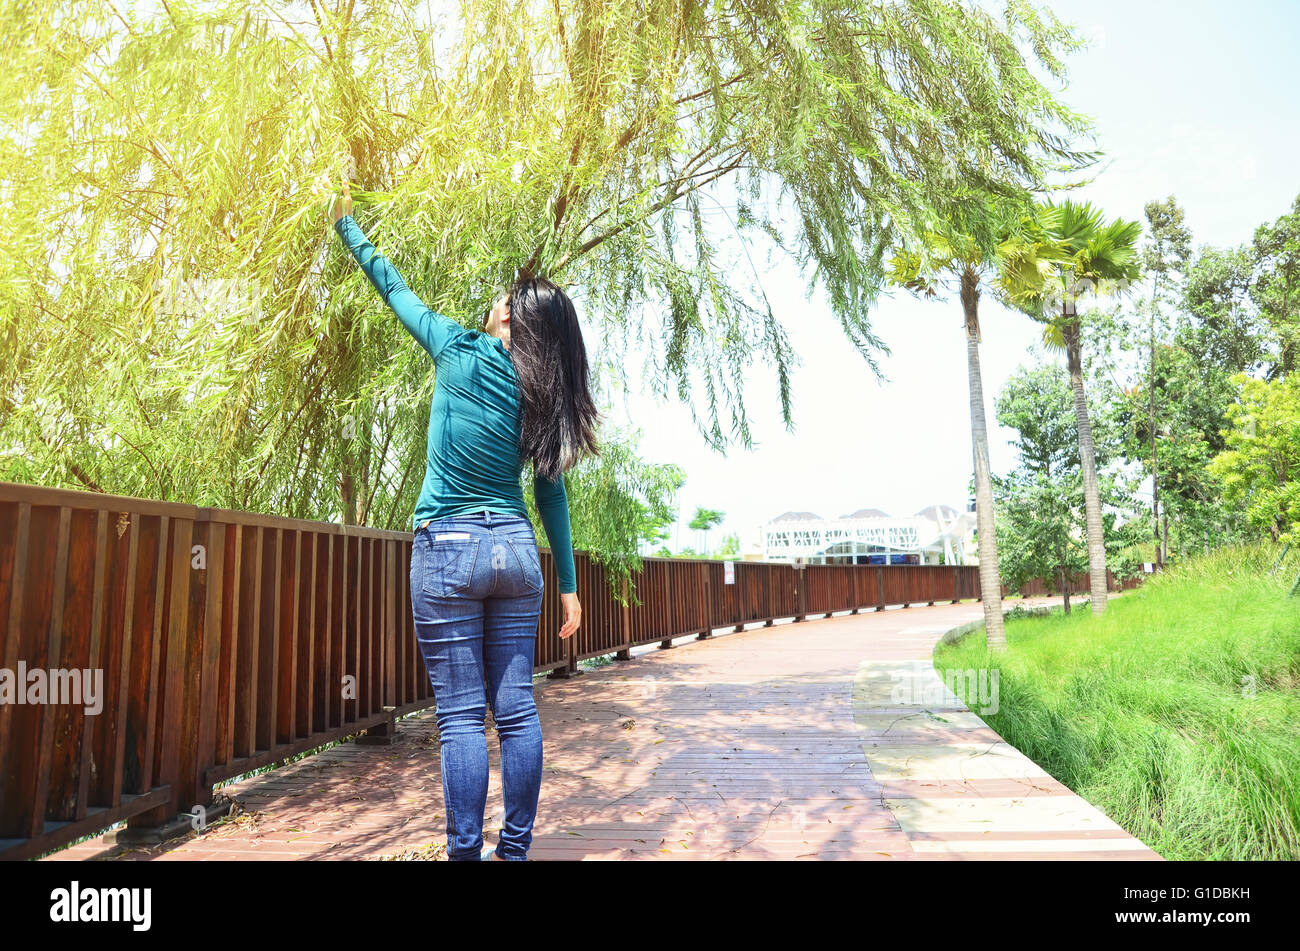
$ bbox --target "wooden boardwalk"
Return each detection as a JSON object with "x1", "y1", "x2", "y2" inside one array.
[{"x1": 48, "y1": 599, "x2": 1161, "y2": 861}]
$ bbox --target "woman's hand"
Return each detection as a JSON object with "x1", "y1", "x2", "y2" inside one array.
[
  {"x1": 558, "y1": 592, "x2": 582, "y2": 640},
  {"x1": 329, "y1": 177, "x2": 353, "y2": 225}
]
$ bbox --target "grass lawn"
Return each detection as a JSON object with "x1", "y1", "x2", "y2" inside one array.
[{"x1": 934, "y1": 545, "x2": 1300, "y2": 860}]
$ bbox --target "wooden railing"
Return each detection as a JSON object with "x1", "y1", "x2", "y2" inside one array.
[
  {"x1": 1004, "y1": 571, "x2": 1143, "y2": 598},
  {"x1": 0, "y1": 481, "x2": 1128, "y2": 859}
]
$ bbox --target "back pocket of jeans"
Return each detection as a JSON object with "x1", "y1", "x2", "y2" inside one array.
[
  {"x1": 508, "y1": 538, "x2": 544, "y2": 594},
  {"x1": 422, "y1": 537, "x2": 479, "y2": 596}
]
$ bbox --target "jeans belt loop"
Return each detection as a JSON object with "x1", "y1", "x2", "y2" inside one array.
[{"x1": 418, "y1": 510, "x2": 507, "y2": 533}]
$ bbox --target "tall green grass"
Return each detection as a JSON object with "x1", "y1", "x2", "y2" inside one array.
[{"x1": 936, "y1": 544, "x2": 1300, "y2": 860}]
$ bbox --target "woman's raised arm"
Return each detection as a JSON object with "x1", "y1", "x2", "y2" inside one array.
[{"x1": 330, "y1": 186, "x2": 467, "y2": 360}]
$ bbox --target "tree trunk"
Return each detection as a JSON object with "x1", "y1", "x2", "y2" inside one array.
[
  {"x1": 1062, "y1": 320, "x2": 1109, "y2": 615},
  {"x1": 340, "y1": 472, "x2": 358, "y2": 526},
  {"x1": 1149, "y1": 307, "x2": 1162, "y2": 568},
  {"x1": 335, "y1": 4, "x2": 369, "y2": 529},
  {"x1": 961, "y1": 266, "x2": 1006, "y2": 649}
]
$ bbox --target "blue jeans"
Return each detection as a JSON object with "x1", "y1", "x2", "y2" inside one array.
[{"x1": 410, "y1": 509, "x2": 546, "y2": 861}]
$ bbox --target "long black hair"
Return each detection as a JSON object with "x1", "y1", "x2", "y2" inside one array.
[{"x1": 499, "y1": 277, "x2": 602, "y2": 481}]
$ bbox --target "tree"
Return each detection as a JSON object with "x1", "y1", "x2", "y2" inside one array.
[
  {"x1": 689, "y1": 506, "x2": 725, "y2": 553},
  {"x1": 552, "y1": 429, "x2": 685, "y2": 594},
  {"x1": 1104, "y1": 209, "x2": 1269, "y2": 560},
  {"x1": 1118, "y1": 343, "x2": 1239, "y2": 558},
  {"x1": 993, "y1": 363, "x2": 1086, "y2": 611},
  {"x1": 632, "y1": 499, "x2": 675, "y2": 551},
  {"x1": 1250, "y1": 195, "x2": 1300, "y2": 378},
  {"x1": 1074, "y1": 193, "x2": 1300, "y2": 563},
  {"x1": 1182, "y1": 244, "x2": 1267, "y2": 377},
  {"x1": 0, "y1": 0, "x2": 1096, "y2": 603},
  {"x1": 1000, "y1": 200, "x2": 1143, "y2": 614},
  {"x1": 1209, "y1": 374, "x2": 1300, "y2": 546},
  {"x1": 1137, "y1": 197, "x2": 1192, "y2": 565},
  {"x1": 994, "y1": 360, "x2": 1142, "y2": 611},
  {"x1": 996, "y1": 474, "x2": 1087, "y2": 611},
  {"x1": 888, "y1": 196, "x2": 1047, "y2": 649}
]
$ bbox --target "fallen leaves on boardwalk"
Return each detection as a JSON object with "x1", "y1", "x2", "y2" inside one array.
[
  {"x1": 373, "y1": 841, "x2": 448, "y2": 861},
  {"x1": 205, "y1": 801, "x2": 265, "y2": 837}
]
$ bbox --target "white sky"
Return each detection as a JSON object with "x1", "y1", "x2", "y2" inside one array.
[{"x1": 599, "y1": 0, "x2": 1300, "y2": 555}]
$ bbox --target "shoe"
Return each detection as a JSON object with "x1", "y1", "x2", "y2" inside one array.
[{"x1": 481, "y1": 845, "x2": 500, "y2": 861}]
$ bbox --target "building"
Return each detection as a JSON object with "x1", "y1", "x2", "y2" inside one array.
[{"x1": 759, "y1": 505, "x2": 976, "y2": 566}]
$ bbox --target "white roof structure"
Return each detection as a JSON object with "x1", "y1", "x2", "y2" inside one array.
[{"x1": 760, "y1": 505, "x2": 977, "y2": 566}]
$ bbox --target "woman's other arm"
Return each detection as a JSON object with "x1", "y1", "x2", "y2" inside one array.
[{"x1": 534, "y1": 470, "x2": 581, "y2": 638}]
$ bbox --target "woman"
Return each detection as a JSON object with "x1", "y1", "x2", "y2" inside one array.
[{"x1": 329, "y1": 181, "x2": 601, "y2": 861}]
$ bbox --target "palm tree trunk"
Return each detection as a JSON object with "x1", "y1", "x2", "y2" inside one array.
[
  {"x1": 1062, "y1": 320, "x2": 1109, "y2": 614},
  {"x1": 961, "y1": 266, "x2": 1006, "y2": 649}
]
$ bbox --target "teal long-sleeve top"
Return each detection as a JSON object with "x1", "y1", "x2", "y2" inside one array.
[{"x1": 333, "y1": 213, "x2": 578, "y2": 594}]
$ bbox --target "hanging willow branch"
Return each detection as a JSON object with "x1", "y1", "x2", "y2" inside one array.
[{"x1": 0, "y1": 0, "x2": 1095, "y2": 576}]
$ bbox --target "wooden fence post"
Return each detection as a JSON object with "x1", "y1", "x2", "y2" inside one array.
[
  {"x1": 616, "y1": 575, "x2": 631, "y2": 660},
  {"x1": 763, "y1": 565, "x2": 774, "y2": 626},
  {"x1": 658, "y1": 562, "x2": 675, "y2": 649},
  {"x1": 697, "y1": 563, "x2": 713, "y2": 639},
  {"x1": 125, "y1": 515, "x2": 194, "y2": 836},
  {"x1": 794, "y1": 563, "x2": 805, "y2": 622},
  {"x1": 733, "y1": 562, "x2": 745, "y2": 632},
  {"x1": 565, "y1": 632, "x2": 579, "y2": 674},
  {"x1": 359, "y1": 538, "x2": 399, "y2": 744},
  {"x1": 547, "y1": 556, "x2": 581, "y2": 677}
]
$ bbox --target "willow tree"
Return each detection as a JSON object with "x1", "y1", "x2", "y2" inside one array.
[{"x1": 1, "y1": 0, "x2": 1095, "y2": 597}]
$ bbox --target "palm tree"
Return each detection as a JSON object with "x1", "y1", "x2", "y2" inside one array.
[
  {"x1": 888, "y1": 199, "x2": 1027, "y2": 650},
  {"x1": 689, "y1": 506, "x2": 726, "y2": 555},
  {"x1": 999, "y1": 200, "x2": 1143, "y2": 614}
]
